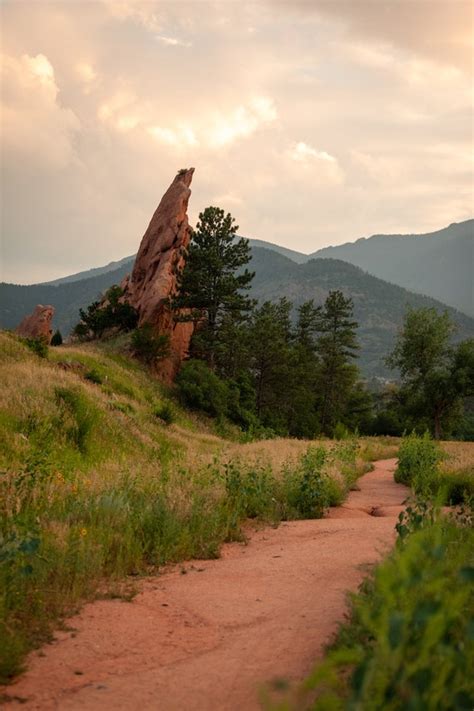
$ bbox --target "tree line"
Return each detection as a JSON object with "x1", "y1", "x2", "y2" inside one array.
[{"x1": 73, "y1": 206, "x2": 474, "y2": 440}]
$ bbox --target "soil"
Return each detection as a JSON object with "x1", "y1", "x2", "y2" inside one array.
[{"x1": 4, "y1": 459, "x2": 407, "y2": 710}]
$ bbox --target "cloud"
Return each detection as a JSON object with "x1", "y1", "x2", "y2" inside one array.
[
  {"x1": 282, "y1": 0, "x2": 473, "y2": 73},
  {"x1": 0, "y1": 0, "x2": 472, "y2": 283},
  {"x1": 208, "y1": 96, "x2": 277, "y2": 147},
  {"x1": 156, "y1": 35, "x2": 191, "y2": 48},
  {"x1": 148, "y1": 124, "x2": 199, "y2": 147},
  {"x1": 290, "y1": 142, "x2": 336, "y2": 163},
  {"x1": 1, "y1": 52, "x2": 80, "y2": 170}
]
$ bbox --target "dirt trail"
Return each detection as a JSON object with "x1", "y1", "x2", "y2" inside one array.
[{"x1": 5, "y1": 459, "x2": 407, "y2": 711}]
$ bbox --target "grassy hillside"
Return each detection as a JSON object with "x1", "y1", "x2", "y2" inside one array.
[
  {"x1": 0, "y1": 331, "x2": 398, "y2": 681},
  {"x1": 313, "y1": 219, "x2": 474, "y2": 317}
]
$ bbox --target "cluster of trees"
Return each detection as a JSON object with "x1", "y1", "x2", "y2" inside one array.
[
  {"x1": 172, "y1": 207, "x2": 370, "y2": 437},
  {"x1": 73, "y1": 285, "x2": 138, "y2": 339},
  {"x1": 73, "y1": 205, "x2": 474, "y2": 441},
  {"x1": 376, "y1": 308, "x2": 474, "y2": 440}
]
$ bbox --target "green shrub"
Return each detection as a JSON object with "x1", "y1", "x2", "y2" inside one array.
[
  {"x1": 84, "y1": 368, "x2": 103, "y2": 384},
  {"x1": 131, "y1": 325, "x2": 169, "y2": 365},
  {"x1": 176, "y1": 360, "x2": 229, "y2": 418},
  {"x1": 54, "y1": 387, "x2": 99, "y2": 454},
  {"x1": 74, "y1": 286, "x2": 138, "y2": 340},
  {"x1": 50, "y1": 330, "x2": 63, "y2": 346},
  {"x1": 333, "y1": 422, "x2": 352, "y2": 441},
  {"x1": 23, "y1": 337, "x2": 48, "y2": 359},
  {"x1": 437, "y1": 469, "x2": 474, "y2": 506},
  {"x1": 396, "y1": 432, "x2": 442, "y2": 496},
  {"x1": 293, "y1": 446, "x2": 331, "y2": 519},
  {"x1": 297, "y1": 520, "x2": 474, "y2": 710},
  {"x1": 153, "y1": 402, "x2": 175, "y2": 425}
]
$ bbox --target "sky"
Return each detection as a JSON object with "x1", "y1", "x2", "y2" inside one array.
[{"x1": 1, "y1": 0, "x2": 473, "y2": 284}]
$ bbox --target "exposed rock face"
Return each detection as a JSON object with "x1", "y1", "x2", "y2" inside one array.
[
  {"x1": 16, "y1": 305, "x2": 55, "y2": 343},
  {"x1": 122, "y1": 168, "x2": 195, "y2": 380}
]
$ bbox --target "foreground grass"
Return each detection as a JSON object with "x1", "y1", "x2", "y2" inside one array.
[
  {"x1": 278, "y1": 517, "x2": 474, "y2": 710},
  {"x1": 0, "y1": 333, "x2": 395, "y2": 683},
  {"x1": 277, "y1": 434, "x2": 474, "y2": 710}
]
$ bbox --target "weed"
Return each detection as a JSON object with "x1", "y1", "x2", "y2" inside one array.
[{"x1": 153, "y1": 403, "x2": 175, "y2": 425}]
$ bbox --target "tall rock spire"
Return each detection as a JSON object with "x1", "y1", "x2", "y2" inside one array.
[{"x1": 121, "y1": 168, "x2": 195, "y2": 380}]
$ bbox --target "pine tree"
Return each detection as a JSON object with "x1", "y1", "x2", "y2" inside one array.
[
  {"x1": 316, "y1": 291, "x2": 359, "y2": 436},
  {"x1": 50, "y1": 330, "x2": 63, "y2": 346},
  {"x1": 173, "y1": 206, "x2": 254, "y2": 367},
  {"x1": 248, "y1": 298, "x2": 294, "y2": 432}
]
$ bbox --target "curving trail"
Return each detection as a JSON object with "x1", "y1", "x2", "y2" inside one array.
[{"x1": 4, "y1": 459, "x2": 408, "y2": 710}]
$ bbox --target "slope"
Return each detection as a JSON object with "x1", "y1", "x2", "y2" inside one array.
[
  {"x1": 312, "y1": 219, "x2": 473, "y2": 317},
  {"x1": 2, "y1": 247, "x2": 474, "y2": 378},
  {"x1": 250, "y1": 248, "x2": 474, "y2": 377}
]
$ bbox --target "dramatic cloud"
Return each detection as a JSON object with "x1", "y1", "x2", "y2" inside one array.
[{"x1": 0, "y1": 0, "x2": 472, "y2": 283}]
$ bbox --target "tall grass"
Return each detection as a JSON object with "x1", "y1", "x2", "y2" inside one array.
[
  {"x1": 275, "y1": 433, "x2": 474, "y2": 710},
  {"x1": 395, "y1": 432, "x2": 474, "y2": 505},
  {"x1": 0, "y1": 332, "x2": 371, "y2": 683},
  {"x1": 282, "y1": 518, "x2": 474, "y2": 710}
]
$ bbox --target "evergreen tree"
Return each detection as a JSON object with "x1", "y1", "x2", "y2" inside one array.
[
  {"x1": 315, "y1": 291, "x2": 359, "y2": 436},
  {"x1": 50, "y1": 330, "x2": 63, "y2": 346},
  {"x1": 248, "y1": 298, "x2": 294, "y2": 432},
  {"x1": 289, "y1": 301, "x2": 322, "y2": 437},
  {"x1": 73, "y1": 285, "x2": 138, "y2": 340},
  {"x1": 173, "y1": 206, "x2": 254, "y2": 367}
]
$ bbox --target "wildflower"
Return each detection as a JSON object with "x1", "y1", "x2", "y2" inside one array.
[{"x1": 80, "y1": 528, "x2": 87, "y2": 537}]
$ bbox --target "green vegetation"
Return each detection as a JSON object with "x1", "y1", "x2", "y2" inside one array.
[
  {"x1": 131, "y1": 324, "x2": 169, "y2": 365},
  {"x1": 280, "y1": 433, "x2": 473, "y2": 710},
  {"x1": 50, "y1": 329, "x2": 63, "y2": 346},
  {"x1": 173, "y1": 205, "x2": 255, "y2": 367},
  {"x1": 386, "y1": 307, "x2": 474, "y2": 439},
  {"x1": 288, "y1": 517, "x2": 474, "y2": 710},
  {"x1": 23, "y1": 336, "x2": 49, "y2": 359},
  {"x1": 73, "y1": 285, "x2": 138, "y2": 339},
  {"x1": 395, "y1": 433, "x2": 473, "y2": 505},
  {"x1": 0, "y1": 331, "x2": 370, "y2": 683}
]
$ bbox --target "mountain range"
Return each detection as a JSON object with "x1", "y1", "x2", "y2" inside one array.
[{"x1": 1, "y1": 219, "x2": 472, "y2": 377}]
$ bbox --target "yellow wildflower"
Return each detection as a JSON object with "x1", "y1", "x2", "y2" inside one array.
[{"x1": 80, "y1": 528, "x2": 87, "y2": 537}]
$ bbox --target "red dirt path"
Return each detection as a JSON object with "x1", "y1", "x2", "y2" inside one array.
[{"x1": 4, "y1": 459, "x2": 407, "y2": 710}]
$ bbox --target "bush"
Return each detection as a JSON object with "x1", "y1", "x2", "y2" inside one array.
[
  {"x1": 176, "y1": 360, "x2": 230, "y2": 418},
  {"x1": 292, "y1": 446, "x2": 332, "y2": 518},
  {"x1": 50, "y1": 330, "x2": 63, "y2": 346},
  {"x1": 395, "y1": 432, "x2": 442, "y2": 497},
  {"x1": 74, "y1": 286, "x2": 138, "y2": 340},
  {"x1": 84, "y1": 368, "x2": 103, "y2": 385},
  {"x1": 54, "y1": 387, "x2": 99, "y2": 454},
  {"x1": 153, "y1": 402, "x2": 175, "y2": 425},
  {"x1": 131, "y1": 325, "x2": 169, "y2": 365},
  {"x1": 437, "y1": 469, "x2": 474, "y2": 506},
  {"x1": 23, "y1": 337, "x2": 48, "y2": 359},
  {"x1": 297, "y1": 519, "x2": 474, "y2": 710}
]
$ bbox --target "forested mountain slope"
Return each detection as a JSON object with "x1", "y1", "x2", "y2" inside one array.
[{"x1": 2, "y1": 246, "x2": 473, "y2": 378}]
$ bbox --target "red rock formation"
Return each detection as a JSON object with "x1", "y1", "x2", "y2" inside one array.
[
  {"x1": 122, "y1": 168, "x2": 195, "y2": 380},
  {"x1": 16, "y1": 304, "x2": 55, "y2": 343}
]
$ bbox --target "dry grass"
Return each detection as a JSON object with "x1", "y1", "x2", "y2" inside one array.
[{"x1": 439, "y1": 441, "x2": 474, "y2": 474}]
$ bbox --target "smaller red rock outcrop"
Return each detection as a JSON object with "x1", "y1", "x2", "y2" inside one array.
[
  {"x1": 16, "y1": 305, "x2": 55, "y2": 343},
  {"x1": 121, "y1": 168, "x2": 195, "y2": 381}
]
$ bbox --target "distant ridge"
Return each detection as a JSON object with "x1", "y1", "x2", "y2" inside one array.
[
  {"x1": 312, "y1": 219, "x2": 473, "y2": 317},
  {"x1": 48, "y1": 255, "x2": 135, "y2": 286},
  {"x1": 23, "y1": 219, "x2": 472, "y2": 319},
  {"x1": 1, "y1": 244, "x2": 473, "y2": 379}
]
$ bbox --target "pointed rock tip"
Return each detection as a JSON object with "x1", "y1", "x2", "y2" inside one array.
[{"x1": 175, "y1": 167, "x2": 195, "y2": 187}]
